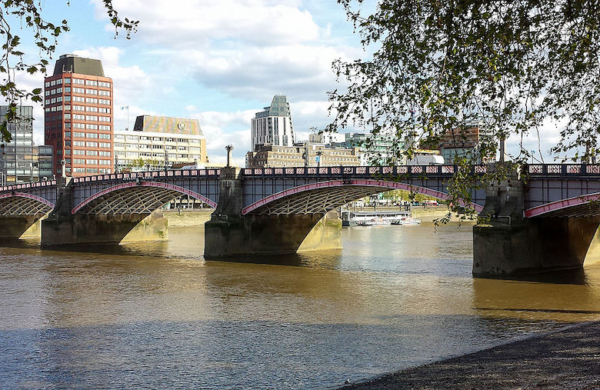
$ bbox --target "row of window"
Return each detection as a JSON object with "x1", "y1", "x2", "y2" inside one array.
[
  {"x1": 70, "y1": 159, "x2": 112, "y2": 165},
  {"x1": 114, "y1": 135, "x2": 200, "y2": 144},
  {"x1": 68, "y1": 132, "x2": 111, "y2": 139},
  {"x1": 65, "y1": 150, "x2": 111, "y2": 157},
  {"x1": 45, "y1": 105, "x2": 111, "y2": 113},
  {"x1": 46, "y1": 78, "x2": 111, "y2": 88},
  {"x1": 63, "y1": 142, "x2": 112, "y2": 154},
  {"x1": 45, "y1": 96, "x2": 111, "y2": 105},
  {"x1": 69, "y1": 168, "x2": 112, "y2": 174},
  {"x1": 71, "y1": 124, "x2": 111, "y2": 130},
  {"x1": 70, "y1": 114, "x2": 111, "y2": 122},
  {"x1": 115, "y1": 152, "x2": 200, "y2": 159}
]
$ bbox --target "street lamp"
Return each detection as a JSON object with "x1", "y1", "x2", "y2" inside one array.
[
  {"x1": 164, "y1": 152, "x2": 169, "y2": 172},
  {"x1": 225, "y1": 144, "x2": 234, "y2": 167},
  {"x1": 316, "y1": 150, "x2": 322, "y2": 168}
]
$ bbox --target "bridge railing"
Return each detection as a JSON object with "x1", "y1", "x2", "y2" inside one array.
[
  {"x1": 527, "y1": 164, "x2": 600, "y2": 176},
  {"x1": 241, "y1": 165, "x2": 488, "y2": 177},
  {"x1": 0, "y1": 180, "x2": 57, "y2": 193},
  {"x1": 72, "y1": 169, "x2": 221, "y2": 184}
]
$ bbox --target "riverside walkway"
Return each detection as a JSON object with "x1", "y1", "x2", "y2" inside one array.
[{"x1": 344, "y1": 321, "x2": 600, "y2": 389}]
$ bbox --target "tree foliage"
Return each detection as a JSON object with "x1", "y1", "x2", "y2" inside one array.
[
  {"x1": 0, "y1": 0, "x2": 137, "y2": 145},
  {"x1": 329, "y1": 0, "x2": 600, "y2": 163},
  {"x1": 328, "y1": 0, "x2": 600, "y2": 217}
]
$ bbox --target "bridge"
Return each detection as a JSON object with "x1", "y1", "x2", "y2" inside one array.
[{"x1": 1, "y1": 163, "x2": 600, "y2": 277}]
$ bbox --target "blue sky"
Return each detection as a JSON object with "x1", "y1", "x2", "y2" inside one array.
[{"x1": 9, "y1": 0, "x2": 559, "y2": 165}]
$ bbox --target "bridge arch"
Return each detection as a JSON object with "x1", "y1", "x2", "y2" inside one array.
[
  {"x1": 72, "y1": 181, "x2": 218, "y2": 215},
  {"x1": 242, "y1": 179, "x2": 484, "y2": 215},
  {"x1": 0, "y1": 192, "x2": 55, "y2": 216},
  {"x1": 524, "y1": 192, "x2": 600, "y2": 218}
]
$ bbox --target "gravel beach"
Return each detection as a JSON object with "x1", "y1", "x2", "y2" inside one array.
[{"x1": 343, "y1": 321, "x2": 600, "y2": 389}]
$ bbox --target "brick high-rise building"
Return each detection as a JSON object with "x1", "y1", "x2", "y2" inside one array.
[{"x1": 44, "y1": 54, "x2": 114, "y2": 177}]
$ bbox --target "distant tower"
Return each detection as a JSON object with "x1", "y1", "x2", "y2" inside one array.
[
  {"x1": 44, "y1": 54, "x2": 114, "y2": 177},
  {"x1": 251, "y1": 95, "x2": 295, "y2": 151}
]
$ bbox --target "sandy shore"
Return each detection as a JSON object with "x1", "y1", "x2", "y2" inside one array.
[{"x1": 343, "y1": 320, "x2": 600, "y2": 389}]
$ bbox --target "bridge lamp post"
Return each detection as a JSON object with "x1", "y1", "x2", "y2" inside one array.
[
  {"x1": 316, "y1": 150, "x2": 322, "y2": 168},
  {"x1": 164, "y1": 152, "x2": 169, "y2": 172},
  {"x1": 225, "y1": 145, "x2": 234, "y2": 168}
]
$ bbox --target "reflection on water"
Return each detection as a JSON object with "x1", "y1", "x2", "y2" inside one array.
[{"x1": 2, "y1": 222, "x2": 600, "y2": 388}]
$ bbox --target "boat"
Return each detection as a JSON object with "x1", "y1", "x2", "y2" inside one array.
[{"x1": 341, "y1": 210, "x2": 421, "y2": 226}]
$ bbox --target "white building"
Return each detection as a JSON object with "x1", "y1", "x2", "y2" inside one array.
[
  {"x1": 114, "y1": 115, "x2": 208, "y2": 172},
  {"x1": 251, "y1": 95, "x2": 295, "y2": 151},
  {"x1": 309, "y1": 132, "x2": 346, "y2": 145}
]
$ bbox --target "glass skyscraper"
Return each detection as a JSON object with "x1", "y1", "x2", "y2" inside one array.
[{"x1": 0, "y1": 105, "x2": 35, "y2": 184}]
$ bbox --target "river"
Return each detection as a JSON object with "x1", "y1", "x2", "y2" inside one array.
[{"x1": 2, "y1": 222, "x2": 600, "y2": 388}]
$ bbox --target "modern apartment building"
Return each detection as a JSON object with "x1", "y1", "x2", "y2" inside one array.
[
  {"x1": 251, "y1": 95, "x2": 295, "y2": 151},
  {"x1": 44, "y1": 54, "x2": 114, "y2": 177},
  {"x1": 114, "y1": 115, "x2": 208, "y2": 172},
  {"x1": 0, "y1": 105, "x2": 35, "y2": 184}
]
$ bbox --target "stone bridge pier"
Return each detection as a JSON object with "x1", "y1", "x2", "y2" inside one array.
[
  {"x1": 41, "y1": 178, "x2": 168, "y2": 246},
  {"x1": 204, "y1": 167, "x2": 341, "y2": 258},
  {"x1": 473, "y1": 169, "x2": 600, "y2": 276}
]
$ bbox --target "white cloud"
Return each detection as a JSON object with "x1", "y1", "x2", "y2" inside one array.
[
  {"x1": 73, "y1": 47, "x2": 154, "y2": 129},
  {"x1": 188, "y1": 109, "x2": 255, "y2": 163},
  {"x1": 94, "y1": 0, "x2": 320, "y2": 47},
  {"x1": 186, "y1": 44, "x2": 358, "y2": 102}
]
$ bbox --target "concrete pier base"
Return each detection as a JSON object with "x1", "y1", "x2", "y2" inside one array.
[
  {"x1": 204, "y1": 211, "x2": 341, "y2": 258},
  {"x1": 0, "y1": 215, "x2": 46, "y2": 239},
  {"x1": 473, "y1": 216, "x2": 600, "y2": 276},
  {"x1": 41, "y1": 210, "x2": 168, "y2": 246}
]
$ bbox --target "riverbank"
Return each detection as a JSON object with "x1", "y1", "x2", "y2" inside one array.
[
  {"x1": 163, "y1": 209, "x2": 212, "y2": 227},
  {"x1": 343, "y1": 320, "x2": 600, "y2": 389}
]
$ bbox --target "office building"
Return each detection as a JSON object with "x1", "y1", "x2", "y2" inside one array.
[
  {"x1": 246, "y1": 144, "x2": 360, "y2": 168},
  {"x1": 251, "y1": 95, "x2": 295, "y2": 151},
  {"x1": 44, "y1": 54, "x2": 114, "y2": 177},
  {"x1": 438, "y1": 126, "x2": 488, "y2": 164},
  {"x1": 0, "y1": 105, "x2": 36, "y2": 184},
  {"x1": 114, "y1": 115, "x2": 208, "y2": 172}
]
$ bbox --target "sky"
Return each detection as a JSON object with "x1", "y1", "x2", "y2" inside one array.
[{"x1": 7, "y1": 0, "x2": 561, "y2": 166}]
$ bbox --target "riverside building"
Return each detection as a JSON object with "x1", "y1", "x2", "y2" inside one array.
[
  {"x1": 246, "y1": 143, "x2": 360, "y2": 168},
  {"x1": 44, "y1": 54, "x2": 114, "y2": 177},
  {"x1": 114, "y1": 115, "x2": 208, "y2": 172},
  {"x1": 0, "y1": 105, "x2": 35, "y2": 184},
  {"x1": 251, "y1": 95, "x2": 295, "y2": 151}
]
